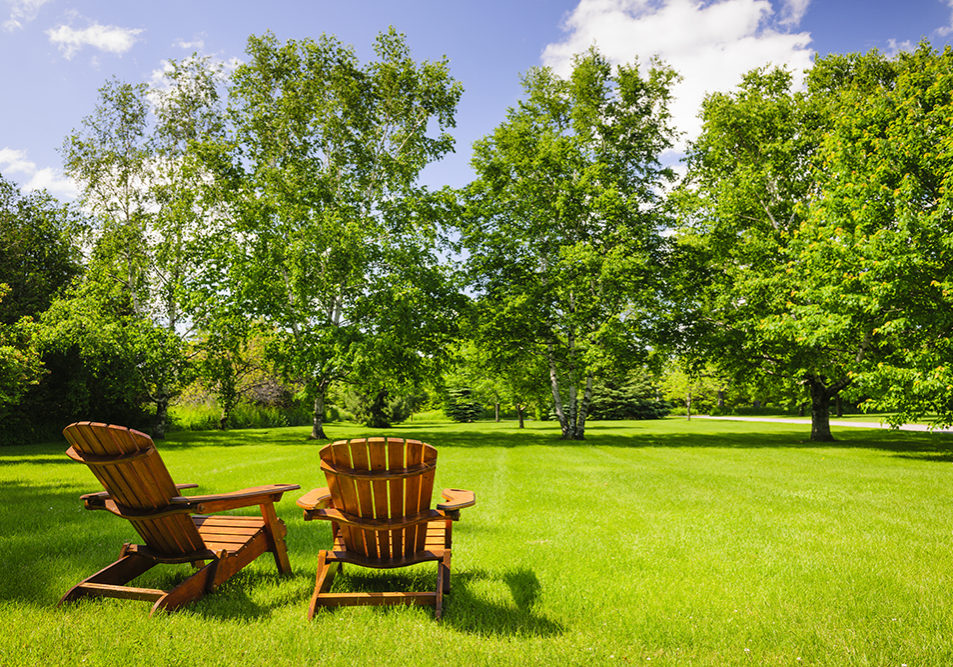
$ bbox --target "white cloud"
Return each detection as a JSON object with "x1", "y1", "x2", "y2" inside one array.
[
  {"x1": 46, "y1": 22, "x2": 143, "y2": 59},
  {"x1": 174, "y1": 37, "x2": 205, "y2": 50},
  {"x1": 778, "y1": 0, "x2": 810, "y2": 26},
  {"x1": 3, "y1": 0, "x2": 51, "y2": 31},
  {"x1": 0, "y1": 147, "x2": 78, "y2": 200},
  {"x1": 26, "y1": 167, "x2": 79, "y2": 199},
  {"x1": 886, "y1": 38, "x2": 916, "y2": 56},
  {"x1": 0, "y1": 147, "x2": 35, "y2": 174},
  {"x1": 937, "y1": 0, "x2": 953, "y2": 35},
  {"x1": 542, "y1": 0, "x2": 814, "y2": 147}
]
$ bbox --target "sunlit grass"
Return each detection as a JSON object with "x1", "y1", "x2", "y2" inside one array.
[{"x1": 3, "y1": 417, "x2": 953, "y2": 664}]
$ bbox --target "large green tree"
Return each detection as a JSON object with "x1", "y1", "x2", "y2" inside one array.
[
  {"x1": 675, "y1": 67, "x2": 837, "y2": 437},
  {"x1": 797, "y1": 45, "x2": 953, "y2": 427},
  {"x1": 675, "y1": 48, "x2": 953, "y2": 440},
  {"x1": 0, "y1": 174, "x2": 83, "y2": 324},
  {"x1": 0, "y1": 283, "x2": 43, "y2": 415},
  {"x1": 206, "y1": 30, "x2": 463, "y2": 439},
  {"x1": 463, "y1": 48, "x2": 676, "y2": 440}
]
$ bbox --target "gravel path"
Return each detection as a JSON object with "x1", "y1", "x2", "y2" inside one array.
[{"x1": 693, "y1": 415, "x2": 953, "y2": 433}]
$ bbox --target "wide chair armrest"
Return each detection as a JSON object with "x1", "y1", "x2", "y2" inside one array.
[
  {"x1": 436, "y1": 488, "x2": 475, "y2": 520},
  {"x1": 173, "y1": 483, "x2": 300, "y2": 513},
  {"x1": 297, "y1": 487, "x2": 333, "y2": 512},
  {"x1": 80, "y1": 483, "x2": 199, "y2": 511}
]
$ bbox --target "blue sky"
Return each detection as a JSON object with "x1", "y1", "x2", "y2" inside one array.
[{"x1": 2, "y1": 0, "x2": 953, "y2": 200}]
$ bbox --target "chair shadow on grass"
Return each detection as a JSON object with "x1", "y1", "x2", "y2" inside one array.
[
  {"x1": 310, "y1": 564, "x2": 564, "y2": 636},
  {"x1": 183, "y1": 570, "x2": 300, "y2": 621},
  {"x1": 443, "y1": 566, "x2": 564, "y2": 636}
]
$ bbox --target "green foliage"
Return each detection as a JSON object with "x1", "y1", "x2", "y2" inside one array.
[
  {"x1": 204, "y1": 29, "x2": 463, "y2": 439},
  {"x1": 340, "y1": 387, "x2": 418, "y2": 428},
  {"x1": 675, "y1": 64, "x2": 851, "y2": 440},
  {"x1": 588, "y1": 370, "x2": 670, "y2": 420},
  {"x1": 439, "y1": 338, "x2": 547, "y2": 426},
  {"x1": 60, "y1": 61, "x2": 225, "y2": 437},
  {"x1": 0, "y1": 174, "x2": 83, "y2": 324},
  {"x1": 797, "y1": 44, "x2": 953, "y2": 428},
  {"x1": 443, "y1": 386, "x2": 483, "y2": 422},
  {"x1": 168, "y1": 400, "x2": 312, "y2": 431},
  {"x1": 0, "y1": 284, "x2": 43, "y2": 416},
  {"x1": 464, "y1": 48, "x2": 676, "y2": 440}
]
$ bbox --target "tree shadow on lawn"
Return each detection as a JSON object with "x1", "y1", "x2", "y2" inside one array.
[
  {"x1": 0, "y1": 479, "x2": 130, "y2": 604},
  {"x1": 11, "y1": 419, "x2": 953, "y2": 461},
  {"x1": 389, "y1": 421, "x2": 953, "y2": 458}
]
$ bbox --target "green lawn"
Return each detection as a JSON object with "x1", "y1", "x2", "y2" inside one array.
[{"x1": 2, "y1": 417, "x2": 953, "y2": 665}]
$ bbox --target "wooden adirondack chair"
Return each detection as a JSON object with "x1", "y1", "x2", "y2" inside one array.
[
  {"x1": 296, "y1": 437, "x2": 475, "y2": 619},
  {"x1": 61, "y1": 421, "x2": 300, "y2": 614}
]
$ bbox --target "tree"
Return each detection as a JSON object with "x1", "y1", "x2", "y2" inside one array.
[
  {"x1": 0, "y1": 283, "x2": 43, "y2": 415},
  {"x1": 674, "y1": 66, "x2": 853, "y2": 440},
  {"x1": 588, "y1": 368, "x2": 670, "y2": 420},
  {"x1": 207, "y1": 30, "x2": 463, "y2": 439},
  {"x1": 660, "y1": 363, "x2": 730, "y2": 419},
  {"x1": 61, "y1": 58, "x2": 224, "y2": 437},
  {"x1": 443, "y1": 387, "x2": 483, "y2": 423},
  {"x1": 675, "y1": 49, "x2": 953, "y2": 440},
  {"x1": 463, "y1": 48, "x2": 676, "y2": 440},
  {"x1": 0, "y1": 174, "x2": 83, "y2": 324},
  {"x1": 796, "y1": 45, "x2": 953, "y2": 427}
]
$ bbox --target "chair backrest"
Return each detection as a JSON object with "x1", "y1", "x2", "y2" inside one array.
[
  {"x1": 320, "y1": 437, "x2": 437, "y2": 561},
  {"x1": 63, "y1": 422, "x2": 206, "y2": 557}
]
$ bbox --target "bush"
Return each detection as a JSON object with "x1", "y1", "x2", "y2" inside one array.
[
  {"x1": 168, "y1": 400, "x2": 313, "y2": 431},
  {"x1": 443, "y1": 387, "x2": 483, "y2": 423},
  {"x1": 588, "y1": 372, "x2": 671, "y2": 420}
]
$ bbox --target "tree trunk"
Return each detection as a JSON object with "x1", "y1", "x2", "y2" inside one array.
[
  {"x1": 835, "y1": 394, "x2": 843, "y2": 418},
  {"x1": 686, "y1": 391, "x2": 692, "y2": 421},
  {"x1": 154, "y1": 396, "x2": 169, "y2": 440},
  {"x1": 808, "y1": 378, "x2": 834, "y2": 442},
  {"x1": 311, "y1": 391, "x2": 327, "y2": 440},
  {"x1": 517, "y1": 403, "x2": 525, "y2": 429},
  {"x1": 569, "y1": 372, "x2": 592, "y2": 440},
  {"x1": 495, "y1": 402, "x2": 500, "y2": 422},
  {"x1": 546, "y1": 344, "x2": 571, "y2": 439},
  {"x1": 717, "y1": 390, "x2": 725, "y2": 409}
]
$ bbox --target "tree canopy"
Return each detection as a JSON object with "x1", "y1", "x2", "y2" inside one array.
[
  {"x1": 203, "y1": 29, "x2": 464, "y2": 438},
  {"x1": 463, "y1": 48, "x2": 677, "y2": 440}
]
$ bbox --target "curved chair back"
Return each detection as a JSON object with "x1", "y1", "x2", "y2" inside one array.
[
  {"x1": 63, "y1": 422, "x2": 205, "y2": 557},
  {"x1": 320, "y1": 437, "x2": 437, "y2": 562}
]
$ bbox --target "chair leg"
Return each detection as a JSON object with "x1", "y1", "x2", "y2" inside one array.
[
  {"x1": 435, "y1": 551, "x2": 451, "y2": 620},
  {"x1": 259, "y1": 502, "x2": 293, "y2": 575},
  {"x1": 440, "y1": 550, "x2": 452, "y2": 593},
  {"x1": 308, "y1": 551, "x2": 339, "y2": 620},
  {"x1": 151, "y1": 559, "x2": 219, "y2": 615},
  {"x1": 60, "y1": 553, "x2": 156, "y2": 606}
]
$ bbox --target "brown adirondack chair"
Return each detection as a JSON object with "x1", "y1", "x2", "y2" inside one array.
[
  {"x1": 61, "y1": 421, "x2": 300, "y2": 614},
  {"x1": 296, "y1": 437, "x2": 475, "y2": 619}
]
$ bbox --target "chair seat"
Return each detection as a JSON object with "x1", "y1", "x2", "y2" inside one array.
[
  {"x1": 194, "y1": 515, "x2": 266, "y2": 555},
  {"x1": 326, "y1": 519, "x2": 450, "y2": 568}
]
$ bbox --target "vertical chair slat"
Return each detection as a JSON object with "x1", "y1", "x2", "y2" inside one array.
[
  {"x1": 403, "y1": 439, "x2": 424, "y2": 558},
  {"x1": 348, "y1": 439, "x2": 375, "y2": 559},
  {"x1": 368, "y1": 438, "x2": 391, "y2": 559},
  {"x1": 386, "y1": 438, "x2": 405, "y2": 558}
]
